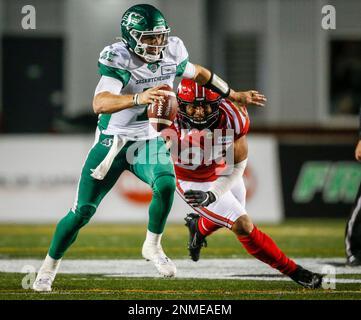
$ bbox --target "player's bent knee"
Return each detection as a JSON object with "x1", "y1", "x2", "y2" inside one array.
[
  {"x1": 231, "y1": 215, "x2": 254, "y2": 236},
  {"x1": 153, "y1": 174, "x2": 176, "y2": 197},
  {"x1": 73, "y1": 205, "x2": 97, "y2": 227}
]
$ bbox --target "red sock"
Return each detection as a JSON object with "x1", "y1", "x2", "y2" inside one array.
[
  {"x1": 197, "y1": 216, "x2": 222, "y2": 236},
  {"x1": 237, "y1": 226, "x2": 297, "y2": 275}
]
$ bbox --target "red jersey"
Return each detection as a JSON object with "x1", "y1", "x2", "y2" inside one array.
[{"x1": 169, "y1": 99, "x2": 250, "y2": 182}]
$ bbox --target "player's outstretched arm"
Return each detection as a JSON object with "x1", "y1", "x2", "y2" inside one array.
[
  {"x1": 229, "y1": 89, "x2": 267, "y2": 108},
  {"x1": 207, "y1": 136, "x2": 248, "y2": 201},
  {"x1": 192, "y1": 64, "x2": 267, "y2": 108},
  {"x1": 93, "y1": 85, "x2": 166, "y2": 114}
]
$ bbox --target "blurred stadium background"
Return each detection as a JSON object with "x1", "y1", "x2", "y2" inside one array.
[
  {"x1": 0, "y1": 0, "x2": 360, "y2": 224},
  {"x1": 0, "y1": 0, "x2": 361, "y2": 301}
]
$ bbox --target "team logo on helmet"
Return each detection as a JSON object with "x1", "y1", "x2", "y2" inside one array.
[{"x1": 121, "y1": 12, "x2": 144, "y2": 28}]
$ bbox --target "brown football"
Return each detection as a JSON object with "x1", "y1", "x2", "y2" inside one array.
[{"x1": 147, "y1": 85, "x2": 178, "y2": 132}]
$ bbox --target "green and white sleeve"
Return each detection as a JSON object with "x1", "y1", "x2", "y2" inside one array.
[
  {"x1": 182, "y1": 62, "x2": 196, "y2": 79},
  {"x1": 94, "y1": 76, "x2": 123, "y2": 95}
]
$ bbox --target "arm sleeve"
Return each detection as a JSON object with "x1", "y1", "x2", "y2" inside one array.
[
  {"x1": 169, "y1": 37, "x2": 191, "y2": 77},
  {"x1": 182, "y1": 62, "x2": 196, "y2": 79},
  {"x1": 208, "y1": 159, "x2": 248, "y2": 201},
  {"x1": 94, "y1": 76, "x2": 123, "y2": 96}
]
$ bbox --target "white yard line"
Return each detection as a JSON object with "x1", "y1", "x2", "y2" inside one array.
[{"x1": 1, "y1": 258, "x2": 361, "y2": 283}]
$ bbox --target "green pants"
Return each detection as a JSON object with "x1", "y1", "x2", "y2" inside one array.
[{"x1": 49, "y1": 133, "x2": 176, "y2": 259}]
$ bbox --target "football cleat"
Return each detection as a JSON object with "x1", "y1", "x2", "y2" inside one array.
[
  {"x1": 289, "y1": 265, "x2": 323, "y2": 289},
  {"x1": 184, "y1": 213, "x2": 207, "y2": 262},
  {"x1": 32, "y1": 272, "x2": 54, "y2": 292},
  {"x1": 346, "y1": 256, "x2": 361, "y2": 267},
  {"x1": 32, "y1": 254, "x2": 61, "y2": 292},
  {"x1": 142, "y1": 242, "x2": 176, "y2": 278}
]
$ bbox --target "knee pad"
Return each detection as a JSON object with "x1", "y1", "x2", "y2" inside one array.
[
  {"x1": 153, "y1": 174, "x2": 176, "y2": 197},
  {"x1": 73, "y1": 204, "x2": 97, "y2": 226}
]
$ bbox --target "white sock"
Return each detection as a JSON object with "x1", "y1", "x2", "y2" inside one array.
[
  {"x1": 38, "y1": 254, "x2": 62, "y2": 276},
  {"x1": 144, "y1": 230, "x2": 162, "y2": 247}
]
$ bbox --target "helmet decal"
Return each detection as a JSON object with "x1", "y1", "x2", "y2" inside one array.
[{"x1": 122, "y1": 12, "x2": 145, "y2": 28}]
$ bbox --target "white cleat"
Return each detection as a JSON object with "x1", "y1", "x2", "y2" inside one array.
[
  {"x1": 32, "y1": 254, "x2": 61, "y2": 292},
  {"x1": 142, "y1": 242, "x2": 177, "y2": 278},
  {"x1": 32, "y1": 273, "x2": 54, "y2": 292}
]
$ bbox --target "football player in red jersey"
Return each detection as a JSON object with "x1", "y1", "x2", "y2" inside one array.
[{"x1": 166, "y1": 79, "x2": 323, "y2": 289}]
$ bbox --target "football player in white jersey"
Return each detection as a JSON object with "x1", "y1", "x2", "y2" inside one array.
[
  {"x1": 33, "y1": 4, "x2": 266, "y2": 292},
  {"x1": 170, "y1": 79, "x2": 323, "y2": 289}
]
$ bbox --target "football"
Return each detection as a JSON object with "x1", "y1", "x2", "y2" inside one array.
[{"x1": 147, "y1": 85, "x2": 178, "y2": 132}]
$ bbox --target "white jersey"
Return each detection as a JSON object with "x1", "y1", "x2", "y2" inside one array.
[{"x1": 97, "y1": 36, "x2": 189, "y2": 140}]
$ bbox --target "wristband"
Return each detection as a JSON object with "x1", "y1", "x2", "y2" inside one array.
[
  {"x1": 133, "y1": 93, "x2": 140, "y2": 106},
  {"x1": 204, "y1": 72, "x2": 231, "y2": 98}
]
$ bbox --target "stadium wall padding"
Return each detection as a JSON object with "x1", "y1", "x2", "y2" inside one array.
[{"x1": 279, "y1": 142, "x2": 361, "y2": 218}]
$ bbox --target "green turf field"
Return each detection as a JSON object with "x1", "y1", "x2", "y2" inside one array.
[{"x1": 1, "y1": 218, "x2": 361, "y2": 300}]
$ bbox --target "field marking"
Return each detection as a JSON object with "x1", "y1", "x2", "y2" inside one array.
[
  {"x1": 1, "y1": 289, "x2": 361, "y2": 297},
  {"x1": 1, "y1": 258, "x2": 361, "y2": 284}
]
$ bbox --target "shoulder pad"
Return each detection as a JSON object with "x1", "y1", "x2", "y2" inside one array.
[
  {"x1": 165, "y1": 36, "x2": 189, "y2": 65},
  {"x1": 220, "y1": 100, "x2": 250, "y2": 138},
  {"x1": 99, "y1": 42, "x2": 132, "y2": 69},
  {"x1": 98, "y1": 42, "x2": 133, "y2": 87}
]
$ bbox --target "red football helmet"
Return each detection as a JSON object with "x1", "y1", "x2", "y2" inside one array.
[{"x1": 176, "y1": 79, "x2": 221, "y2": 129}]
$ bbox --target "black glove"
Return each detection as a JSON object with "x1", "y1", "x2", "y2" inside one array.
[{"x1": 184, "y1": 190, "x2": 216, "y2": 207}]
